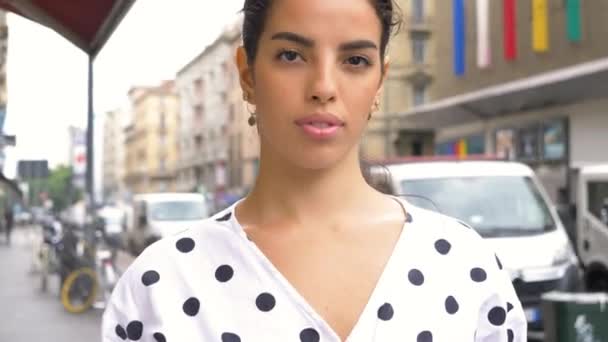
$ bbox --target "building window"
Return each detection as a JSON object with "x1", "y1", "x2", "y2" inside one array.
[
  {"x1": 194, "y1": 105, "x2": 204, "y2": 120},
  {"x1": 412, "y1": 0, "x2": 425, "y2": 23},
  {"x1": 412, "y1": 84, "x2": 426, "y2": 106},
  {"x1": 412, "y1": 36, "x2": 426, "y2": 64},
  {"x1": 159, "y1": 157, "x2": 166, "y2": 172}
]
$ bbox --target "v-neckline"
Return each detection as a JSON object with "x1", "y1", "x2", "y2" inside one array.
[{"x1": 228, "y1": 197, "x2": 412, "y2": 342}]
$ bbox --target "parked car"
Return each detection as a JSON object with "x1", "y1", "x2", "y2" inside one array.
[
  {"x1": 126, "y1": 193, "x2": 210, "y2": 256},
  {"x1": 371, "y1": 158, "x2": 581, "y2": 339}
]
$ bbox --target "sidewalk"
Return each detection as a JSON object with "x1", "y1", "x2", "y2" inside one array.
[{"x1": 0, "y1": 226, "x2": 103, "y2": 341}]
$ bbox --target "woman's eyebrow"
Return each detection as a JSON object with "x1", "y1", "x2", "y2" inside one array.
[
  {"x1": 271, "y1": 32, "x2": 314, "y2": 47},
  {"x1": 270, "y1": 32, "x2": 378, "y2": 51},
  {"x1": 339, "y1": 40, "x2": 378, "y2": 51}
]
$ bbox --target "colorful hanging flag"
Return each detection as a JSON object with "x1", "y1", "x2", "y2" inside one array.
[
  {"x1": 457, "y1": 139, "x2": 468, "y2": 157},
  {"x1": 566, "y1": 0, "x2": 582, "y2": 42},
  {"x1": 503, "y1": 0, "x2": 517, "y2": 60},
  {"x1": 453, "y1": 0, "x2": 466, "y2": 76},
  {"x1": 532, "y1": 0, "x2": 549, "y2": 52},
  {"x1": 476, "y1": 0, "x2": 491, "y2": 68}
]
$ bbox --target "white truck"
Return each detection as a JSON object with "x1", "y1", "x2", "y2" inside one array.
[
  {"x1": 575, "y1": 164, "x2": 608, "y2": 292},
  {"x1": 371, "y1": 159, "x2": 581, "y2": 339}
]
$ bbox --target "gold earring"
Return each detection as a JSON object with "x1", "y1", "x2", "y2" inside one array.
[{"x1": 244, "y1": 94, "x2": 257, "y2": 126}]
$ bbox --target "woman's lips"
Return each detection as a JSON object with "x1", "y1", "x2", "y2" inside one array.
[{"x1": 294, "y1": 113, "x2": 345, "y2": 140}]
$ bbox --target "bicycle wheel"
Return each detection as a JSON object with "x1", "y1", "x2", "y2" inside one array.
[{"x1": 60, "y1": 267, "x2": 98, "y2": 313}]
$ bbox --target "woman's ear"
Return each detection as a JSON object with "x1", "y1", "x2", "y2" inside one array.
[
  {"x1": 375, "y1": 56, "x2": 390, "y2": 100},
  {"x1": 235, "y1": 46, "x2": 255, "y2": 103}
]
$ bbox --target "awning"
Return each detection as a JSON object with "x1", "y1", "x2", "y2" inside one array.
[
  {"x1": 0, "y1": 0, "x2": 136, "y2": 58},
  {"x1": 394, "y1": 57, "x2": 608, "y2": 129},
  {"x1": 0, "y1": 0, "x2": 136, "y2": 204}
]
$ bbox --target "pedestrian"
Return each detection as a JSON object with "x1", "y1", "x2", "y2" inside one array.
[
  {"x1": 600, "y1": 198, "x2": 608, "y2": 226},
  {"x1": 4, "y1": 203, "x2": 13, "y2": 246},
  {"x1": 102, "y1": 0, "x2": 527, "y2": 341}
]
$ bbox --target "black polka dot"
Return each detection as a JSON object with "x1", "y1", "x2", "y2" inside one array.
[
  {"x1": 256, "y1": 293, "x2": 276, "y2": 312},
  {"x1": 126, "y1": 321, "x2": 143, "y2": 341},
  {"x1": 507, "y1": 302, "x2": 514, "y2": 312},
  {"x1": 406, "y1": 212, "x2": 414, "y2": 223},
  {"x1": 153, "y1": 332, "x2": 166, "y2": 342},
  {"x1": 445, "y1": 296, "x2": 459, "y2": 314},
  {"x1": 216, "y1": 212, "x2": 232, "y2": 222},
  {"x1": 495, "y1": 255, "x2": 503, "y2": 270},
  {"x1": 507, "y1": 329, "x2": 514, "y2": 342},
  {"x1": 488, "y1": 306, "x2": 507, "y2": 326},
  {"x1": 408, "y1": 269, "x2": 425, "y2": 286},
  {"x1": 470, "y1": 268, "x2": 487, "y2": 282},
  {"x1": 215, "y1": 265, "x2": 234, "y2": 282},
  {"x1": 417, "y1": 330, "x2": 433, "y2": 342},
  {"x1": 176, "y1": 237, "x2": 195, "y2": 253},
  {"x1": 221, "y1": 332, "x2": 241, "y2": 342},
  {"x1": 141, "y1": 270, "x2": 160, "y2": 286},
  {"x1": 377, "y1": 303, "x2": 394, "y2": 320},
  {"x1": 115, "y1": 324, "x2": 127, "y2": 340},
  {"x1": 300, "y1": 328, "x2": 320, "y2": 342},
  {"x1": 434, "y1": 239, "x2": 451, "y2": 255},
  {"x1": 183, "y1": 297, "x2": 200, "y2": 316}
]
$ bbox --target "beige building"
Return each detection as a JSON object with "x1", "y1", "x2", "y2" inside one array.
[
  {"x1": 102, "y1": 108, "x2": 128, "y2": 202},
  {"x1": 175, "y1": 27, "x2": 238, "y2": 195},
  {"x1": 124, "y1": 81, "x2": 180, "y2": 194},
  {"x1": 399, "y1": 0, "x2": 608, "y2": 205},
  {"x1": 362, "y1": 0, "x2": 437, "y2": 160}
]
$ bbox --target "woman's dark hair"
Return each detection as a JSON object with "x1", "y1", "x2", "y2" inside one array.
[{"x1": 241, "y1": 0, "x2": 402, "y2": 67}]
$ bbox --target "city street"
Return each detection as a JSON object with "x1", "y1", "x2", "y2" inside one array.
[{"x1": 0, "y1": 226, "x2": 110, "y2": 341}]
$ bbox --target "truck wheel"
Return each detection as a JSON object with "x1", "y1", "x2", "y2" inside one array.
[{"x1": 586, "y1": 270, "x2": 608, "y2": 292}]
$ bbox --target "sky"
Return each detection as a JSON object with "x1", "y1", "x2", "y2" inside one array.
[{"x1": 2, "y1": 0, "x2": 243, "y2": 197}]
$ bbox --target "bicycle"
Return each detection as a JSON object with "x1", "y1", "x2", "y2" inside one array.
[{"x1": 60, "y1": 224, "x2": 119, "y2": 313}]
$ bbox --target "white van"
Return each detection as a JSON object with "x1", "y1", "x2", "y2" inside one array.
[
  {"x1": 126, "y1": 193, "x2": 209, "y2": 255},
  {"x1": 373, "y1": 159, "x2": 580, "y2": 338},
  {"x1": 575, "y1": 164, "x2": 608, "y2": 292}
]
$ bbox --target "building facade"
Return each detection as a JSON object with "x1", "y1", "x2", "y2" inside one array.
[
  {"x1": 399, "y1": 0, "x2": 608, "y2": 204},
  {"x1": 362, "y1": 0, "x2": 437, "y2": 160},
  {"x1": 124, "y1": 81, "x2": 180, "y2": 194},
  {"x1": 175, "y1": 31, "x2": 235, "y2": 195},
  {"x1": 102, "y1": 108, "x2": 127, "y2": 202}
]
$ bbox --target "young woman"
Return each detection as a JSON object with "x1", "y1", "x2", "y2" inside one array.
[{"x1": 103, "y1": 0, "x2": 527, "y2": 341}]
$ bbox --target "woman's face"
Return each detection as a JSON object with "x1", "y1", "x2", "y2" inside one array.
[{"x1": 238, "y1": 0, "x2": 388, "y2": 170}]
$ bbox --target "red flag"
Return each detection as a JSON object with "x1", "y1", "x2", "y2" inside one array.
[{"x1": 503, "y1": 0, "x2": 517, "y2": 60}]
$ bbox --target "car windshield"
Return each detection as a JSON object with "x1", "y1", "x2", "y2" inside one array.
[
  {"x1": 400, "y1": 176, "x2": 556, "y2": 237},
  {"x1": 148, "y1": 200, "x2": 208, "y2": 221}
]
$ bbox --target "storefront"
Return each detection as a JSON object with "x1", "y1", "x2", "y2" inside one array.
[{"x1": 394, "y1": 58, "x2": 608, "y2": 205}]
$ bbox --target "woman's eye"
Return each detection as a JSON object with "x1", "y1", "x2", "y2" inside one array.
[
  {"x1": 346, "y1": 56, "x2": 370, "y2": 67},
  {"x1": 278, "y1": 50, "x2": 302, "y2": 62}
]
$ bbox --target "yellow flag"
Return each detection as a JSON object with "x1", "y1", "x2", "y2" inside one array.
[{"x1": 532, "y1": 0, "x2": 549, "y2": 52}]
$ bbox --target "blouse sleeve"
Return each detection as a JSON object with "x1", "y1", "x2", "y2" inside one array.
[
  {"x1": 101, "y1": 270, "x2": 139, "y2": 342},
  {"x1": 474, "y1": 255, "x2": 528, "y2": 342}
]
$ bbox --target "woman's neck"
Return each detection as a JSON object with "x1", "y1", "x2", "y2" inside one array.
[{"x1": 240, "y1": 145, "x2": 380, "y2": 226}]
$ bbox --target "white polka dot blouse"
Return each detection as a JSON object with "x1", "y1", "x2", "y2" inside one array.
[{"x1": 102, "y1": 198, "x2": 527, "y2": 341}]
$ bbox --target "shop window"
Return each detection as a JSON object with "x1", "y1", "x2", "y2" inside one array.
[
  {"x1": 412, "y1": 0, "x2": 424, "y2": 23},
  {"x1": 543, "y1": 120, "x2": 566, "y2": 160},
  {"x1": 517, "y1": 124, "x2": 540, "y2": 161}
]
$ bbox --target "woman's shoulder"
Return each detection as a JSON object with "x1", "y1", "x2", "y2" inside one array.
[
  {"x1": 401, "y1": 200, "x2": 501, "y2": 267},
  {"x1": 121, "y1": 208, "x2": 243, "y2": 281}
]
